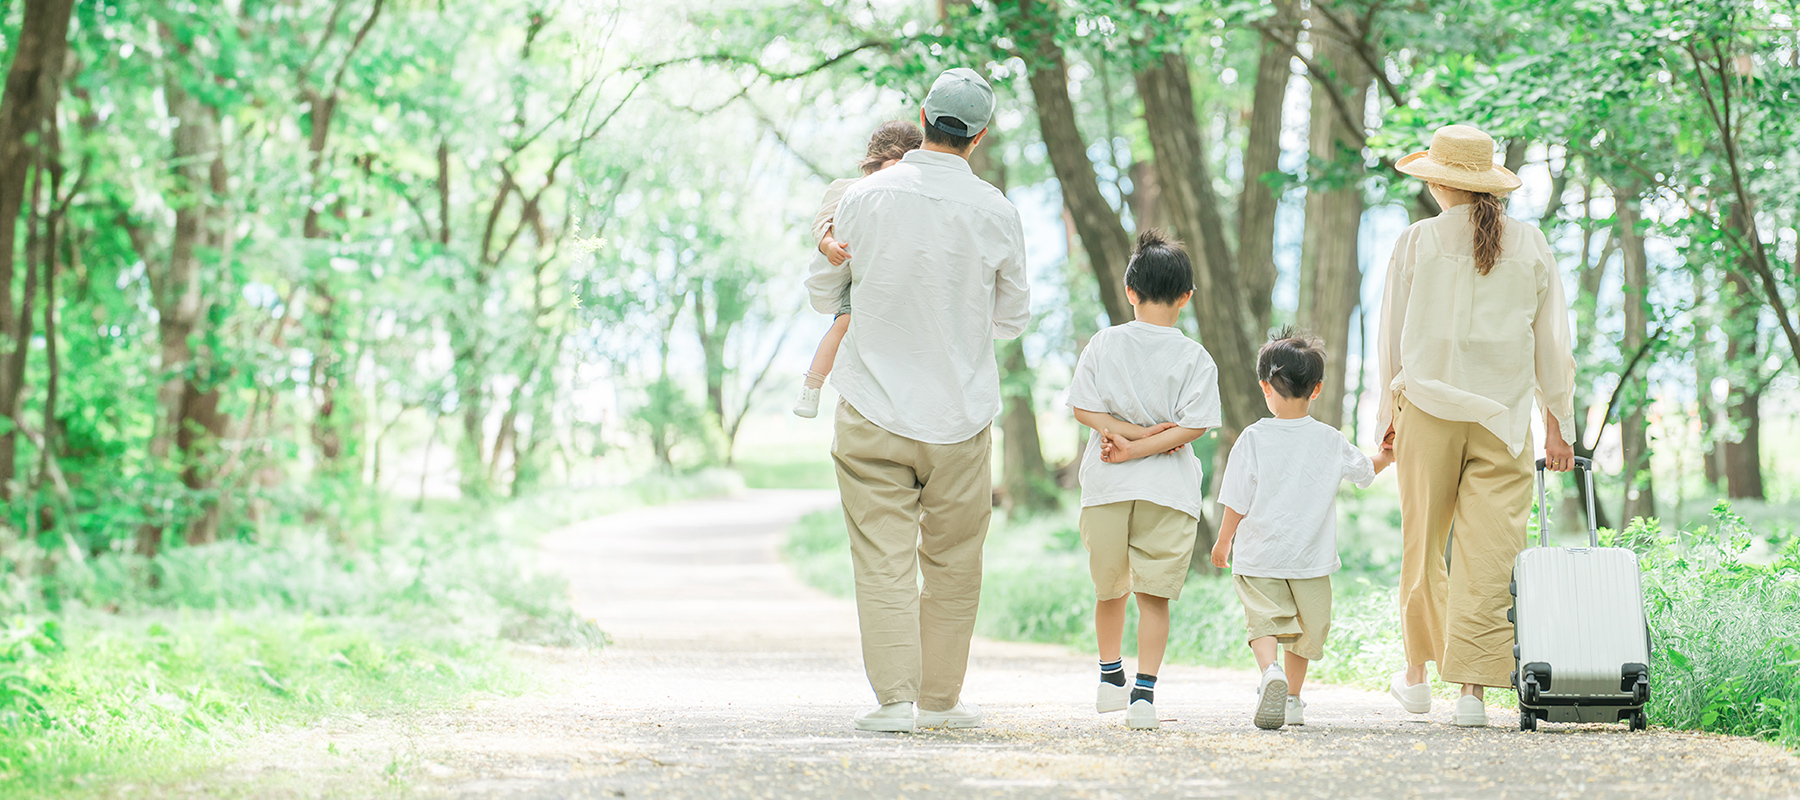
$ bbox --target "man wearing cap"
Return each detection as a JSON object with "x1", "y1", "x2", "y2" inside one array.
[{"x1": 805, "y1": 67, "x2": 1029, "y2": 733}]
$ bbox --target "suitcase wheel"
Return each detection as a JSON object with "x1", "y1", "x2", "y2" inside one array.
[
  {"x1": 1520, "y1": 710, "x2": 1537, "y2": 732},
  {"x1": 1630, "y1": 711, "x2": 1648, "y2": 732}
]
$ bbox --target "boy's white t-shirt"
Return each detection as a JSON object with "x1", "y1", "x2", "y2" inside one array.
[
  {"x1": 1217, "y1": 416, "x2": 1376, "y2": 579},
  {"x1": 1067, "y1": 321, "x2": 1222, "y2": 521}
]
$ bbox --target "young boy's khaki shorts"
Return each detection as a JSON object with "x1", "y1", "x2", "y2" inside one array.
[
  {"x1": 1078, "y1": 500, "x2": 1198, "y2": 601},
  {"x1": 1234, "y1": 575, "x2": 1332, "y2": 661}
]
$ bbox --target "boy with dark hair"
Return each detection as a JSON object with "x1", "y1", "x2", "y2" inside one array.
[
  {"x1": 1211, "y1": 330, "x2": 1394, "y2": 730},
  {"x1": 1067, "y1": 229, "x2": 1221, "y2": 730}
]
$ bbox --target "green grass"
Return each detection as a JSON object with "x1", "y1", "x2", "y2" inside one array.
[
  {"x1": 735, "y1": 456, "x2": 838, "y2": 489},
  {"x1": 783, "y1": 492, "x2": 1800, "y2": 749},
  {"x1": 0, "y1": 468, "x2": 741, "y2": 796}
]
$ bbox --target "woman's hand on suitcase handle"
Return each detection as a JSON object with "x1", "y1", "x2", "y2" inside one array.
[{"x1": 1544, "y1": 436, "x2": 1575, "y2": 472}]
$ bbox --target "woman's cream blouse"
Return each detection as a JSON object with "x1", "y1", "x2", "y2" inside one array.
[{"x1": 1376, "y1": 205, "x2": 1577, "y2": 458}]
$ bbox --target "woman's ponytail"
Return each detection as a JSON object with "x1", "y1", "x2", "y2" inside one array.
[{"x1": 1470, "y1": 192, "x2": 1506, "y2": 276}]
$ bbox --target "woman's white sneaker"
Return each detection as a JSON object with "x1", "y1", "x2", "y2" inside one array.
[
  {"x1": 854, "y1": 701, "x2": 916, "y2": 732},
  {"x1": 1453, "y1": 695, "x2": 1489, "y2": 727},
  {"x1": 1254, "y1": 666, "x2": 1288, "y2": 730},
  {"x1": 916, "y1": 702, "x2": 983, "y2": 729},
  {"x1": 1097, "y1": 681, "x2": 1130, "y2": 714},
  {"x1": 1285, "y1": 695, "x2": 1306, "y2": 726},
  {"x1": 1390, "y1": 671, "x2": 1432, "y2": 714},
  {"x1": 1126, "y1": 698, "x2": 1160, "y2": 730}
]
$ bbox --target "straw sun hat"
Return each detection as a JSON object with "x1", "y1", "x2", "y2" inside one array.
[{"x1": 1394, "y1": 124, "x2": 1522, "y2": 195}]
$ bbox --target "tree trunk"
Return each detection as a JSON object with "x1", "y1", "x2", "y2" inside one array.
[
  {"x1": 1614, "y1": 189, "x2": 1656, "y2": 523},
  {"x1": 149, "y1": 41, "x2": 232, "y2": 549},
  {"x1": 968, "y1": 126, "x2": 1056, "y2": 513},
  {"x1": 1721, "y1": 272, "x2": 1765, "y2": 500},
  {"x1": 1296, "y1": 3, "x2": 1368, "y2": 429},
  {"x1": 1235, "y1": 0, "x2": 1291, "y2": 333},
  {"x1": 1134, "y1": 51, "x2": 1264, "y2": 442},
  {"x1": 1017, "y1": 0, "x2": 1132, "y2": 326},
  {"x1": 1719, "y1": 202, "x2": 1765, "y2": 500},
  {"x1": 0, "y1": 0, "x2": 76, "y2": 501},
  {"x1": 999, "y1": 339, "x2": 1058, "y2": 514}
]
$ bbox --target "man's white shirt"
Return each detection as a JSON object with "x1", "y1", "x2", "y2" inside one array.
[{"x1": 806, "y1": 149, "x2": 1030, "y2": 444}]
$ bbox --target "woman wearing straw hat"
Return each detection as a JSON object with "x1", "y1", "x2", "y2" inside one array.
[{"x1": 1375, "y1": 124, "x2": 1577, "y2": 727}]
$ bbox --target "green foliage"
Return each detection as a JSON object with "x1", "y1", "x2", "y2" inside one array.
[
  {"x1": 1629, "y1": 507, "x2": 1800, "y2": 748},
  {"x1": 0, "y1": 611, "x2": 510, "y2": 795},
  {"x1": 0, "y1": 469, "x2": 739, "y2": 793}
]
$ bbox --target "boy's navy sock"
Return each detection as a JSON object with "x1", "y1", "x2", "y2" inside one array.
[
  {"x1": 1132, "y1": 673, "x2": 1157, "y2": 704},
  {"x1": 1100, "y1": 659, "x2": 1126, "y2": 687}
]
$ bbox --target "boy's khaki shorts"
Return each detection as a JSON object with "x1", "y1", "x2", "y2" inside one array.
[
  {"x1": 1079, "y1": 500, "x2": 1197, "y2": 601},
  {"x1": 1234, "y1": 575, "x2": 1332, "y2": 661}
]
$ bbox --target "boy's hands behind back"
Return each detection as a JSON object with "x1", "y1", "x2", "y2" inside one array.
[{"x1": 1099, "y1": 422, "x2": 1187, "y2": 463}]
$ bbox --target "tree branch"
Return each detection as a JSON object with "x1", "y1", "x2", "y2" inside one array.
[{"x1": 1582, "y1": 326, "x2": 1665, "y2": 454}]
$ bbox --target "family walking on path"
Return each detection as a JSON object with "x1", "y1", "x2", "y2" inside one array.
[{"x1": 800, "y1": 67, "x2": 1577, "y2": 735}]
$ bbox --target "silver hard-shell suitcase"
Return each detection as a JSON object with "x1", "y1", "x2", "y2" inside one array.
[{"x1": 1508, "y1": 456, "x2": 1651, "y2": 731}]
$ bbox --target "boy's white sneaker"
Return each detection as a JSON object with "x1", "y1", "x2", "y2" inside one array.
[
  {"x1": 854, "y1": 702, "x2": 915, "y2": 732},
  {"x1": 1097, "y1": 681, "x2": 1130, "y2": 713},
  {"x1": 1254, "y1": 665, "x2": 1288, "y2": 730},
  {"x1": 1126, "y1": 698, "x2": 1159, "y2": 730},
  {"x1": 792, "y1": 385, "x2": 822, "y2": 418},
  {"x1": 1285, "y1": 695, "x2": 1306, "y2": 726},
  {"x1": 1390, "y1": 671, "x2": 1432, "y2": 714},
  {"x1": 916, "y1": 702, "x2": 983, "y2": 729},
  {"x1": 1453, "y1": 695, "x2": 1489, "y2": 727}
]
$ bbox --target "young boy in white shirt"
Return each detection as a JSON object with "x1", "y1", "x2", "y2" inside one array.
[
  {"x1": 1210, "y1": 331, "x2": 1394, "y2": 730},
  {"x1": 1067, "y1": 229, "x2": 1221, "y2": 731}
]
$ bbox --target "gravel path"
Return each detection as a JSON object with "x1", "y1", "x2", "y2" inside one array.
[{"x1": 166, "y1": 489, "x2": 1799, "y2": 799}]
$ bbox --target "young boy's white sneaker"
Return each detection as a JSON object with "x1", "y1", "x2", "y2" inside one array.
[
  {"x1": 1453, "y1": 695, "x2": 1489, "y2": 727},
  {"x1": 1254, "y1": 665, "x2": 1288, "y2": 730},
  {"x1": 854, "y1": 701, "x2": 915, "y2": 732},
  {"x1": 1126, "y1": 698, "x2": 1159, "y2": 730},
  {"x1": 792, "y1": 385, "x2": 822, "y2": 418},
  {"x1": 1285, "y1": 695, "x2": 1306, "y2": 726},
  {"x1": 1389, "y1": 671, "x2": 1432, "y2": 714},
  {"x1": 1097, "y1": 681, "x2": 1130, "y2": 714},
  {"x1": 916, "y1": 702, "x2": 983, "y2": 729}
]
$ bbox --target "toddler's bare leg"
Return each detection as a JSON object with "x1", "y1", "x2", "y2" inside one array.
[
  {"x1": 805, "y1": 314, "x2": 852, "y2": 388},
  {"x1": 1095, "y1": 596, "x2": 1129, "y2": 662},
  {"x1": 1134, "y1": 593, "x2": 1170, "y2": 676},
  {"x1": 1249, "y1": 636, "x2": 1279, "y2": 672},
  {"x1": 1284, "y1": 649, "x2": 1309, "y2": 696}
]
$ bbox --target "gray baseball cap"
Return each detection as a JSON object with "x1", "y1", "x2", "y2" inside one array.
[{"x1": 922, "y1": 68, "x2": 995, "y2": 138}]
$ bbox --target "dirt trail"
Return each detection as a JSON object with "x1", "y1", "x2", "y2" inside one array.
[{"x1": 165, "y1": 489, "x2": 1799, "y2": 799}]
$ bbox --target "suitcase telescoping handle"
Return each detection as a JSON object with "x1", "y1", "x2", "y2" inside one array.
[{"x1": 1534, "y1": 455, "x2": 1597, "y2": 547}]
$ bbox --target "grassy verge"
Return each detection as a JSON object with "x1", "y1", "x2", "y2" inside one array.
[
  {"x1": 784, "y1": 493, "x2": 1800, "y2": 748},
  {"x1": 0, "y1": 468, "x2": 740, "y2": 796}
]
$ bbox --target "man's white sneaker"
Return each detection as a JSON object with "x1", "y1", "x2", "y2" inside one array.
[
  {"x1": 1390, "y1": 671, "x2": 1432, "y2": 714},
  {"x1": 792, "y1": 385, "x2": 822, "y2": 418},
  {"x1": 1126, "y1": 698, "x2": 1159, "y2": 730},
  {"x1": 854, "y1": 702, "x2": 915, "y2": 732},
  {"x1": 1254, "y1": 666, "x2": 1288, "y2": 730},
  {"x1": 1453, "y1": 695, "x2": 1489, "y2": 727},
  {"x1": 1097, "y1": 681, "x2": 1130, "y2": 714},
  {"x1": 916, "y1": 702, "x2": 983, "y2": 729},
  {"x1": 1285, "y1": 695, "x2": 1306, "y2": 726}
]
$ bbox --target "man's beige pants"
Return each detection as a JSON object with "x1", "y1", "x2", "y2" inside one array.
[
  {"x1": 1394, "y1": 395, "x2": 1532, "y2": 688},
  {"x1": 831, "y1": 401, "x2": 992, "y2": 712}
]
